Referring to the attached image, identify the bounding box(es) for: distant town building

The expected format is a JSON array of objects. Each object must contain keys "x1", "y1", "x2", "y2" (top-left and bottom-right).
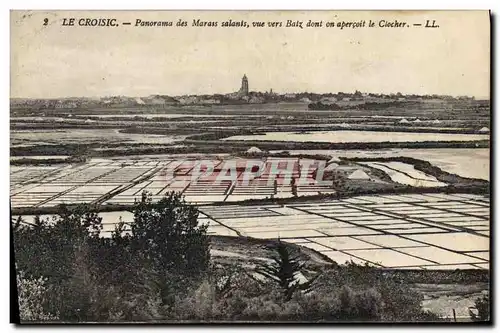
[
  {"x1": 320, "y1": 97, "x2": 337, "y2": 104},
  {"x1": 178, "y1": 96, "x2": 199, "y2": 104},
  {"x1": 248, "y1": 96, "x2": 264, "y2": 103},
  {"x1": 143, "y1": 95, "x2": 178, "y2": 105},
  {"x1": 55, "y1": 101, "x2": 78, "y2": 108},
  {"x1": 200, "y1": 98, "x2": 221, "y2": 104},
  {"x1": 247, "y1": 146, "x2": 262, "y2": 154}
]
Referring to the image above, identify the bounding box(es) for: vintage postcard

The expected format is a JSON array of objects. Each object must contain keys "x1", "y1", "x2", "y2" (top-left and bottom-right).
[{"x1": 10, "y1": 10, "x2": 490, "y2": 323}]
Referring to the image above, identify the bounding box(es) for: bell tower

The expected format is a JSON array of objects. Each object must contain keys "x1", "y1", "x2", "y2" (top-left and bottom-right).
[{"x1": 240, "y1": 74, "x2": 249, "y2": 96}]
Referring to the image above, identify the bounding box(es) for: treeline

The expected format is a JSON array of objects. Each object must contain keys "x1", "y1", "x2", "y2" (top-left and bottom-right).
[
  {"x1": 10, "y1": 156, "x2": 87, "y2": 166},
  {"x1": 10, "y1": 138, "x2": 490, "y2": 158},
  {"x1": 307, "y1": 102, "x2": 343, "y2": 110},
  {"x1": 239, "y1": 151, "x2": 333, "y2": 161},
  {"x1": 186, "y1": 138, "x2": 490, "y2": 151},
  {"x1": 308, "y1": 101, "x2": 416, "y2": 111},
  {"x1": 11, "y1": 144, "x2": 90, "y2": 157}
]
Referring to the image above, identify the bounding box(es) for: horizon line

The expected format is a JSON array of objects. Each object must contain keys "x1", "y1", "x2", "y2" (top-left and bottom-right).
[{"x1": 10, "y1": 91, "x2": 490, "y2": 100}]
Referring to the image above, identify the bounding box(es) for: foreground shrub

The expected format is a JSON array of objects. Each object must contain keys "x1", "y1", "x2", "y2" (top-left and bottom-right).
[
  {"x1": 470, "y1": 293, "x2": 490, "y2": 322},
  {"x1": 40, "y1": 243, "x2": 165, "y2": 322},
  {"x1": 13, "y1": 207, "x2": 102, "y2": 283},
  {"x1": 16, "y1": 270, "x2": 58, "y2": 322}
]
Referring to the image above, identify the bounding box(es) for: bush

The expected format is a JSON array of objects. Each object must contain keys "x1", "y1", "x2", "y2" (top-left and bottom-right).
[
  {"x1": 41, "y1": 242, "x2": 166, "y2": 322},
  {"x1": 470, "y1": 293, "x2": 490, "y2": 322},
  {"x1": 306, "y1": 265, "x2": 442, "y2": 322},
  {"x1": 13, "y1": 206, "x2": 103, "y2": 283},
  {"x1": 291, "y1": 290, "x2": 340, "y2": 321},
  {"x1": 213, "y1": 289, "x2": 251, "y2": 320},
  {"x1": 16, "y1": 270, "x2": 58, "y2": 322},
  {"x1": 240, "y1": 289, "x2": 286, "y2": 321},
  {"x1": 170, "y1": 280, "x2": 217, "y2": 321}
]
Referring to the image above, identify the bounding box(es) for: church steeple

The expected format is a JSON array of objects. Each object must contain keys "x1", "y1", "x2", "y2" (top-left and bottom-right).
[{"x1": 240, "y1": 74, "x2": 249, "y2": 96}]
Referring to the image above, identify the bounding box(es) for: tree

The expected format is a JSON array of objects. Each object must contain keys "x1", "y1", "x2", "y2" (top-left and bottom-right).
[
  {"x1": 13, "y1": 204, "x2": 103, "y2": 283},
  {"x1": 470, "y1": 293, "x2": 490, "y2": 322},
  {"x1": 129, "y1": 191, "x2": 211, "y2": 304},
  {"x1": 255, "y1": 239, "x2": 317, "y2": 301}
]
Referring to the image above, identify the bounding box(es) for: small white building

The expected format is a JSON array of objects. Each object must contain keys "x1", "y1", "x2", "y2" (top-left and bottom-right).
[
  {"x1": 247, "y1": 146, "x2": 262, "y2": 154},
  {"x1": 348, "y1": 169, "x2": 370, "y2": 180},
  {"x1": 328, "y1": 156, "x2": 341, "y2": 163},
  {"x1": 324, "y1": 163, "x2": 339, "y2": 171}
]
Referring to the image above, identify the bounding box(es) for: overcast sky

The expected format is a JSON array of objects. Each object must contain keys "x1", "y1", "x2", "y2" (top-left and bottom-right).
[{"x1": 11, "y1": 10, "x2": 490, "y2": 98}]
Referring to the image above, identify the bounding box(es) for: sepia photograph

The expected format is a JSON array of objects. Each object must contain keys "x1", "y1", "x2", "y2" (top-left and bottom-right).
[{"x1": 9, "y1": 9, "x2": 491, "y2": 323}]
